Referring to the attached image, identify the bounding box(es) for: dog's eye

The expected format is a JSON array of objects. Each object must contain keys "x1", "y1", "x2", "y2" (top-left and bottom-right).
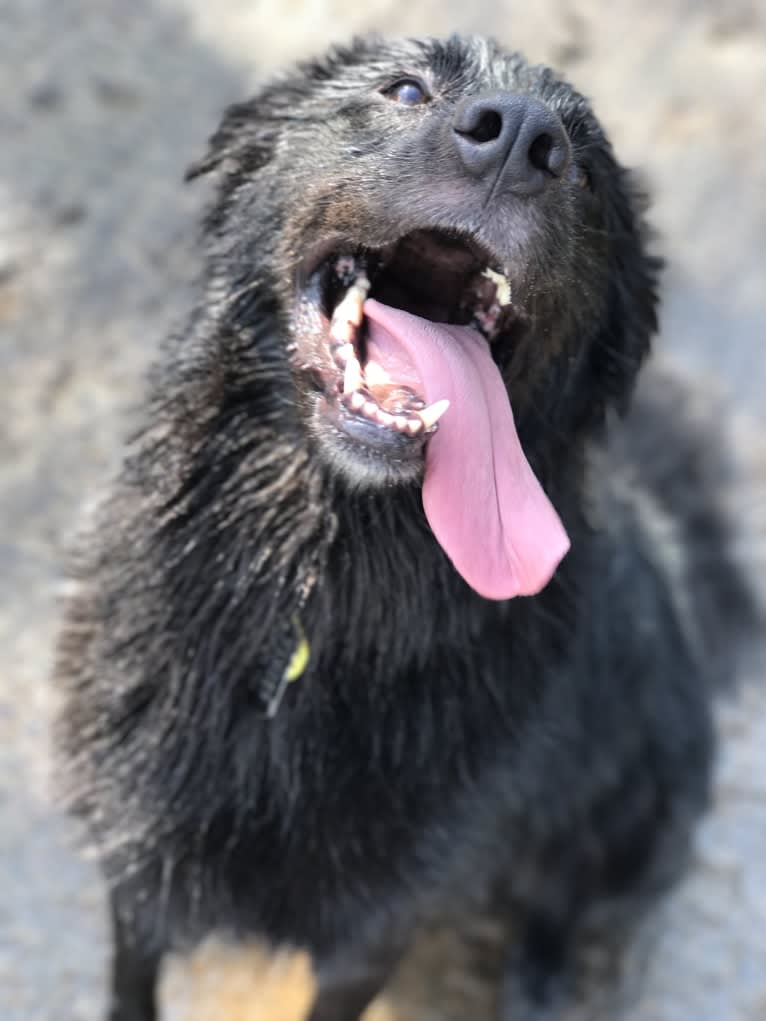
[{"x1": 382, "y1": 79, "x2": 430, "y2": 106}]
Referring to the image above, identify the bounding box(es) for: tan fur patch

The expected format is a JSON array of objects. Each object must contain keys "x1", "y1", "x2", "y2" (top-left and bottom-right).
[
  {"x1": 160, "y1": 940, "x2": 401, "y2": 1021},
  {"x1": 161, "y1": 942, "x2": 316, "y2": 1021},
  {"x1": 157, "y1": 917, "x2": 508, "y2": 1021}
]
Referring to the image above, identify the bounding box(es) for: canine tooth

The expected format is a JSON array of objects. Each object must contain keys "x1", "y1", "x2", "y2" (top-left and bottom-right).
[
  {"x1": 326, "y1": 316, "x2": 357, "y2": 345},
  {"x1": 363, "y1": 359, "x2": 391, "y2": 387},
  {"x1": 329, "y1": 319, "x2": 355, "y2": 344},
  {"x1": 353, "y1": 272, "x2": 371, "y2": 293},
  {"x1": 332, "y1": 275, "x2": 371, "y2": 329},
  {"x1": 334, "y1": 342, "x2": 354, "y2": 365},
  {"x1": 343, "y1": 355, "x2": 363, "y2": 394},
  {"x1": 348, "y1": 391, "x2": 366, "y2": 411},
  {"x1": 418, "y1": 398, "x2": 450, "y2": 431},
  {"x1": 482, "y1": 267, "x2": 512, "y2": 307}
]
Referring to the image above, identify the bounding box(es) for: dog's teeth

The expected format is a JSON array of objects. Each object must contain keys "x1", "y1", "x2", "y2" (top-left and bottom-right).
[
  {"x1": 417, "y1": 399, "x2": 450, "y2": 431},
  {"x1": 334, "y1": 343, "x2": 354, "y2": 366},
  {"x1": 332, "y1": 275, "x2": 370, "y2": 329},
  {"x1": 482, "y1": 267, "x2": 512, "y2": 307},
  {"x1": 329, "y1": 319, "x2": 356, "y2": 344},
  {"x1": 363, "y1": 400, "x2": 378, "y2": 418},
  {"x1": 333, "y1": 295, "x2": 363, "y2": 329},
  {"x1": 406, "y1": 417, "x2": 423, "y2": 435},
  {"x1": 352, "y1": 273, "x2": 371, "y2": 298},
  {"x1": 329, "y1": 275, "x2": 371, "y2": 346},
  {"x1": 375, "y1": 409, "x2": 396, "y2": 427},
  {"x1": 393, "y1": 415, "x2": 410, "y2": 433},
  {"x1": 343, "y1": 355, "x2": 363, "y2": 394},
  {"x1": 348, "y1": 391, "x2": 366, "y2": 411},
  {"x1": 363, "y1": 360, "x2": 390, "y2": 387}
]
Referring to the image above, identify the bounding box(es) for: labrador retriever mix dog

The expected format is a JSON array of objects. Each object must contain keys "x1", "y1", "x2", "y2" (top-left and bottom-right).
[{"x1": 56, "y1": 33, "x2": 756, "y2": 1021}]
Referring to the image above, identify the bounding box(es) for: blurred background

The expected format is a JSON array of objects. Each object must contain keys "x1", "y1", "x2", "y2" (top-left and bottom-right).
[{"x1": 1, "y1": 1, "x2": 764, "y2": 1019}]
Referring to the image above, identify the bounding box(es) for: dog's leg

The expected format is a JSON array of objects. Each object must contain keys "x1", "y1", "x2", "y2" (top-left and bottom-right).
[
  {"x1": 307, "y1": 931, "x2": 408, "y2": 1021},
  {"x1": 499, "y1": 767, "x2": 690, "y2": 1021},
  {"x1": 498, "y1": 907, "x2": 576, "y2": 1021},
  {"x1": 107, "y1": 890, "x2": 161, "y2": 1021},
  {"x1": 497, "y1": 838, "x2": 595, "y2": 1021}
]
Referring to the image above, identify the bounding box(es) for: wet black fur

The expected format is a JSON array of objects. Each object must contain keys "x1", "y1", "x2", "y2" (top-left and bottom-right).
[{"x1": 56, "y1": 35, "x2": 756, "y2": 1021}]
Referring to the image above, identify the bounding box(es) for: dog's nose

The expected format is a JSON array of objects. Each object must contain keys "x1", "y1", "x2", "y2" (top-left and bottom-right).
[{"x1": 452, "y1": 92, "x2": 571, "y2": 196}]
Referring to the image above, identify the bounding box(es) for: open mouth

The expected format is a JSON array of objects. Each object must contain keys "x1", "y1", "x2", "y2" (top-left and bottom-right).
[
  {"x1": 293, "y1": 227, "x2": 570, "y2": 601},
  {"x1": 299, "y1": 228, "x2": 516, "y2": 448}
]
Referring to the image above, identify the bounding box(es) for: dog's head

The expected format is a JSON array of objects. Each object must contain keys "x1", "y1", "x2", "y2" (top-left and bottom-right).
[{"x1": 188, "y1": 35, "x2": 660, "y2": 599}]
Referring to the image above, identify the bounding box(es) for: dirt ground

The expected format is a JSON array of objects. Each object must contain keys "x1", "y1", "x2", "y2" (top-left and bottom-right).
[{"x1": 1, "y1": 1, "x2": 764, "y2": 1019}]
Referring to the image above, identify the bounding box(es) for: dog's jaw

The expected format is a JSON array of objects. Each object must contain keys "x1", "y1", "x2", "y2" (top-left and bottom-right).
[
  {"x1": 292, "y1": 231, "x2": 518, "y2": 483},
  {"x1": 294, "y1": 249, "x2": 432, "y2": 484}
]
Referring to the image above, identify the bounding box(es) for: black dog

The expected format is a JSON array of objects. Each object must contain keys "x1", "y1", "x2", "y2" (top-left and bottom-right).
[{"x1": 56, "y1": 34, "x2": 755, "y2": 1021}]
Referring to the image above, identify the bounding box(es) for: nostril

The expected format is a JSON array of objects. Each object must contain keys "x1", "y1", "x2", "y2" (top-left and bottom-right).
[
  {"x1": 528, "y1": 131, "x2": 569, "y2": 178},
  {"x1": 463, "y1": 109, "x2": 503, "y2": 145},
  {"x1": 528, "y1": 133, "x2": 554, "y2": 173},
  {"x1": 452, "y1": 92, "x2": 571, "y2": 191}
]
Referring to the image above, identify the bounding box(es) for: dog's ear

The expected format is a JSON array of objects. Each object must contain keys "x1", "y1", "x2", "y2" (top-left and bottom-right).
[
  {"x1": 185, "y1": 94, "x2": 282, "y2": 181},
  {"x1": 185, "y1": 42, "x2": 373, "y2": 183},
  {"x1": 587, "y1": 160, "x2": 662, "y2": 418}
]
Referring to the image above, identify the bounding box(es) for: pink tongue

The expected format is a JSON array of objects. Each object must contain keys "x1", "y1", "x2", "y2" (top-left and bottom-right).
[{"x1": 364, "y1": 299, "x2": 570, "y2": 599}]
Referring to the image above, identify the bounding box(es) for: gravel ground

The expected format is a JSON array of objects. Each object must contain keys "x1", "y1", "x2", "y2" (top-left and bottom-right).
[{"x1": 1, "y1": 1, "x2": 764, "y2": 1019}]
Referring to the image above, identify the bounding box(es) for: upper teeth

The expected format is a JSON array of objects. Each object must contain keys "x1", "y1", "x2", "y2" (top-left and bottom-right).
[
  {"x1": 482, "y1": 267, "x2": 512, "y2": 307},
  {"x1": 331, "y1": 276, "x2": 370, "y2": 331},
  {"x1": 343, "y1": 354, "x2": 363, "y2": 394}
]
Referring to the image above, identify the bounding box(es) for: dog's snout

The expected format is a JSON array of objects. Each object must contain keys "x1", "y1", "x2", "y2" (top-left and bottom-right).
[{"x1": 452, "y1": 92, "x2": 571, "y2": 196}]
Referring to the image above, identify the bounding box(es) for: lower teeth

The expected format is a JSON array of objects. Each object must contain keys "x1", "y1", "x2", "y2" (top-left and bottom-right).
[{"x1": 330, "y1": 266, "x2": 450, "y2": 438}]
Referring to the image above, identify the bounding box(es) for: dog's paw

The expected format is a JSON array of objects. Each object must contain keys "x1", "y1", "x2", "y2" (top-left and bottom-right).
[
  {"x1": 498, "y1": 949, "x2": 571, "y2": 1021},
  {"x1": 499, "y1": 924, "x2": 630, "y2": 1021}
]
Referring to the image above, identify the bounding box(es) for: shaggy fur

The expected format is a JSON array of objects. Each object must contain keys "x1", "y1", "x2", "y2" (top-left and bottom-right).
[{"x1": 56, "y1": 35, "x2": 755, "y2": 1021}]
